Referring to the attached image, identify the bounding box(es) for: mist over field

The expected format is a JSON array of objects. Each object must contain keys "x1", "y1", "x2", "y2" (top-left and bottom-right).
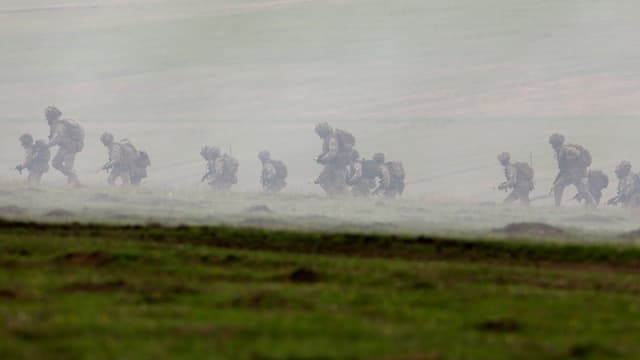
[{"x1": 1, "y1": 0, "x2": 640, "y2": 234}]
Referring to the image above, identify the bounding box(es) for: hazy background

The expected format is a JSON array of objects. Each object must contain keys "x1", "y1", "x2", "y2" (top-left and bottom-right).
[{"x1": 2, "y1": 0, "x2": 640, "y2": 202}]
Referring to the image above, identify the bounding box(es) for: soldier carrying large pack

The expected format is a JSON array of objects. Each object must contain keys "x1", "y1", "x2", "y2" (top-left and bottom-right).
[
  {"x1": 496, "y1": 152, "x2": 534, "y2": 205},
  {"x1": 314, "y1": 122, "x2": 357, "y2": 196},
  {"x1": 16, "y1": 133, "x2": 50, "y2": 184},
  {"x1": 258, "y1": 150, "x2": 287, "y2": 193},
  {"x1": 46, "y1": 106, "x2": 84, "y2": 186},
  {"x1": 370, "y1": 153, "x2": 406, "y2": 198},
  {"x1": 574, "y1": 169, "x2": 609, "y2": 206},
  {"x1": 549, "y1": 133, "x2": 596, "y2": 207},
  {"x1": 607, "y1": 161, "x2": 640, "y2": 208},
  {"x1": 201, "y1": 146, "x2": 238, "y2": 190},
  {"x1": 100, "y1": 133, "x2": 150, "y2": 186}
]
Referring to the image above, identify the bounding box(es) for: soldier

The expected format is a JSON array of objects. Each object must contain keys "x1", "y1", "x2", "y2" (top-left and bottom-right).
[
  {"x1": 45, "y1": 106, "x2": 84, "y2": 186},
  {"x1": 496, "y1": 152, "x2": 534, "y2": 205},
  {"x1": 15, "y1": 134, "x2": 50, "y2": 184},
  {"x1": 314, "y1": 122, "x2": 356, "y2": 196},
  {"x1": 575, "y1": 170, "x2": 609, "y2": 206},
  {"x1": 201, "y1": 146, "x2": 238, "y2": 190},
  {"x1": 549, "y1": 133, "x2": 595, "y2": 207},
  {"x1": 258, "y1": 150, "x2": 287, "y2": 193},
  {"x1": 100, "y1": 132, "x2": 131, "y2": 185},
  {"x1": 607, "y1": 161, "x2": 640, "y2": 208}
]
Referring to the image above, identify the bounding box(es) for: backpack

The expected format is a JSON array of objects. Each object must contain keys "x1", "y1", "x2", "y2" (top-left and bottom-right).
[
  {"x1": 223, "y1": 155, "x2": 239, "y2": 183},
  {"x1": 61, "y1": 119, "x2": 85, "y2": 151},
  {"x1": 137, "y1": 151, "x2": 151, "y2": 168},
  {"x1": 119, "y1": 140, "x2": 139, "y2": 164},
  {"x1": 271, "y1": 160, "x2": 288, "y2": 178},
  {"x1": 335, "y1": 129, "x2": 356, "y2": 150},
  {"x1": 362, "y1": 159, "x2": 381, "y2": 179},
  {"x1": 567, "y1": 144, "x2": 592, "y2": 168},
  {"x1": 386, "y1": 161, "x2": 405, "y2": 180},
  {"x1": 514, "y1": 162, "x2": 534, "y2": 181}
]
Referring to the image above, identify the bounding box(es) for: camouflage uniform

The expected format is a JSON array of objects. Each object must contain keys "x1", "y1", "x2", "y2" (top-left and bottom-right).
[
  {"x1": 314, "y1": 122, "x2": 354, "y2": 196},
  {"x1": 201, "y1": 146, "x2": 238, "y2": 190},
  {"x1": 258, "y1": 151, "x2": 287, "y2": 193},
  {"x1": 496, "y1": 152, "x2": 534, "y2": 206},
  {"x1": 575, "y1": 170, "x2": 609, "y2": 206},
  {"x1": 549, "y1": 133, "x2": 595, "y2": 207},
  {"x1": 46, "y1": 106, "x2": 83, "y2": 186},
  {"x1": 346, "y1": 158, "x2": 379, "y2": 197},
  {"x1": 608, "y1": 161, "x2": 640, "y2": 208},
  {"x1": 100, "y1": 133, "x2": 131, "y2": 185},
  {"x1": 16, "y1": 134, "x2": 50, "y2": 184}
]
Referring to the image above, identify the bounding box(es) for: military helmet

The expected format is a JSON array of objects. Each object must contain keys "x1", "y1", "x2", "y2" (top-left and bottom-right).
[
  {"x1": 497, "y1": 152, "x2": 511, "y2": 164},
  {"x1": 314, "y1": 122, "x2": 332, "y2": 137},
  {"x1": 372, "y1": 152, "x2": 385, "y2": 164},
  {"x1": 201, "y1": 146, "x2": 220, "y2": 159},
  {"x1": 615, "y1": 161, "x2": 632, "y2": 176},
  {"x1": 19, "y1": 133, "x2": 34, "y2": 146},
  {"x1": 258, "y1": 150, "x2": 271, "y2": 162},
  {"x1": 100, "y1": 132, "x2": 114, "y2": 145},
  {"x1": 548, "y1": 133, "x2": 565, "y2": 146},
  {"x1": 45, "y1": 106, "x2": 62, "y2": 120}
]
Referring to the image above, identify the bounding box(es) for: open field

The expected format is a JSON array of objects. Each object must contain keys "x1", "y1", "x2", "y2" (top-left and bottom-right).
[{"x1": 2, "y1": 220, "x2": 640, "y2": 359}]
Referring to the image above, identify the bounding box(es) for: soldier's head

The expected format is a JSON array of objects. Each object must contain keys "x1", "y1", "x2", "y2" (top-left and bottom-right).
[
  {"x1": 45, "y1": 106, "x2": 62, "y2": 124},
  {"x1": 314, "y1": 122, "x2": 333, "y2": 138},
  {"x1": 615, "y1": 161, "x2": 632, "y2": 179},
  {"x1": 19, "y1": 133, "x2": 34, "y2": 148},
  {"x1": 100, "y1": 132, "x2": 114, "y2": 146},
  {"x1": 497, "y1": 152, "x2": 511, "y2": 166},
  {"x1": 258, "y1": 150, "x2": 271, "y2": 163},
  {"x1": 548, "y1": 133, "x2": 565, "y2": 151},
  {"x1": 372, "y1": 152, "x2": 385, "y2": 164},
  {"x1": 201, "y1": 146, "x2": 220, "y2": 160}
]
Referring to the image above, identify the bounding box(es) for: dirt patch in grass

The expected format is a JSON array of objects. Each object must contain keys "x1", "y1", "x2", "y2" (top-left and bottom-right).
[
  {"x1": 567, "y1": 342, "x2": 619, "y2": 358},
  {"x1": 0, "y1": 289, "x2": 30, "y2": 300},
  {"x1": 0, "y1": 205, "x2": 27, "y2": 217},
  {"x1": 55, "y1": 251, "x2": 114, "y2": 266},
  {"x1": 493, "y1": 222, "x2": 566, "y2": 239},
  {"x1": 474, "y1": 318, "x2": 523, "y2": 333},
  {"x1": 288, "y1": 267, "x2": 321, "y2": 283},
  {"x1": 245, "y1": 205, "x2": 275, "y2": 214},
  {"x1": 230, "y1": 290, "x2": 308, "y2": 310},
  {"x1": 45, "y1": 209, "x2": 76, "y2": 218},
  {"x1": 60, "y1": 280, "x2": 128, "y2": 293}
]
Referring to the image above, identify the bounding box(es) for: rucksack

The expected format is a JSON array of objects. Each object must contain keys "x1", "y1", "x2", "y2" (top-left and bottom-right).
[
  {"x1": 61, "y1": 119, "x2": 85, "y2": 151},
  {"x1": 567, "y1": 144, "x2": 592, "y2": 168},
  {"x1": 514, "y1": 162, "x2": 534, "y2": 181},
  {"x1": 335, "y1": 129, "x2": 356, "y2": 150},
  {"x1": 119, "y1": 140, "x2": 139, "y2": 164},
  {"x1": 271, "y1": 160, "x2": 288, "y2": 178},
  {"x1": 224, "y1": 154, "x2": 240, "y2": 177},
  {"x1": 62, "y1": 119, "x2": 85, "y2": 142},
  {"x1": 137, "y1": 151, "x2": 151, "y2": 168},
  {"x1": 386, "y1": 161, "x2": 405, "y2": 180}
]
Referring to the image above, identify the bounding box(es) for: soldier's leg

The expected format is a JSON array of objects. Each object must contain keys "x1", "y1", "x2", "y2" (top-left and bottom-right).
[
  {"x1": 60, "y1": 150, "x2": 80, "y2": 185},
  {"x1": 107, "y1": 169, "x2": 119, "y2": 185},
  {"x1": 27, "y1": 171, "x2": 42, "y2": 185},
  {"x1": 503, "y1": 190, "x2": 519, "y2": 204},
  {"x1": 518, "y1": 189, "x2": 531, "y2": 206},
  {"x1": 553, "y1": 176, "x2": 569, "y2": 206},
  {"x1": 574, "y1": 179, "x2": 595, "y2": 207},
  {"x1": 51, "y1": 148, "x2": 65, "y2": 173}
]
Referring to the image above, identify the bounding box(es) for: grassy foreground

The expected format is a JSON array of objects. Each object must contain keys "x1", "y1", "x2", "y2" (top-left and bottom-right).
[{"x1": 1, "y1": 221, "x2": 640, "y2": 360}]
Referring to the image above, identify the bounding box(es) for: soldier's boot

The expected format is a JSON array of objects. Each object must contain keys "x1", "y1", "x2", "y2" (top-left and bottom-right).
[{"x1": 503, "y1": 190, "x2": 519, "y2": 204}]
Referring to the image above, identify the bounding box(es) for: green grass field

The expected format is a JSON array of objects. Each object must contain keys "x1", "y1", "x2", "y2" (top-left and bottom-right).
[{"x1": 2, "y1": 220, "x2": 640, "y2": 359}]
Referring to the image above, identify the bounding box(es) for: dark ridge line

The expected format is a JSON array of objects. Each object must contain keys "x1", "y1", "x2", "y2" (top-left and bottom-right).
[{"x1": 2, "y1": 219, "x2": 640, "y2": 269}]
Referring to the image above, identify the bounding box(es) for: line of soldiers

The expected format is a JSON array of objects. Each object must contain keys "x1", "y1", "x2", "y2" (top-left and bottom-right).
[
  {"x1": 314, "y1": 122, "x2": 406, "y2": 198},
  {"x1": 497, "y1": 133, "x2": 639, "y2": 208}
]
